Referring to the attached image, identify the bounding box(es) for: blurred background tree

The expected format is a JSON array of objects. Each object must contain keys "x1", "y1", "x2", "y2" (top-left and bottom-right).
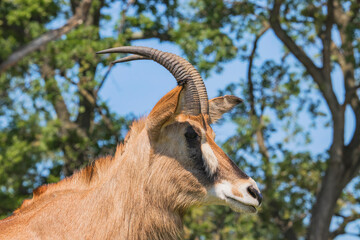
[{"x1": 0, "y1": 0, "x2": 359, "y2": 239}]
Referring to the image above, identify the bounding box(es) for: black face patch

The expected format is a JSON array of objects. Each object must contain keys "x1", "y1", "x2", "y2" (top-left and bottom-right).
[
  {"x1": 184, "y1": 125, "x2": 204, "y2": 168},
  {"x1": 181, "y1": 123, "x2": 218, "y2": 182},
  {"x1": 185, "y1": 125, "x2": 200, "y2": 142}
]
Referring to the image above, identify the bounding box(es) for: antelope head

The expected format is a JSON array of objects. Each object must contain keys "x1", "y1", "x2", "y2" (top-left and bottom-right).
[{"x1": 97, "y1": 46, "x2": 262, "y2": 214}]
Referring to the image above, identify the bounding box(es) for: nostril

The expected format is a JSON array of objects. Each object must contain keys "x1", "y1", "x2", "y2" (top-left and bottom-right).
[
  {"x1": 247, "y1": 186, "x2": 263, "y2": 205},
  {"x1": 247, "y1": 186, "x2": 257, "y2": 199}
]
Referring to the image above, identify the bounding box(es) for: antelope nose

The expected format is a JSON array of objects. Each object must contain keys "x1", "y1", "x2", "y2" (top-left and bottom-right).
[{"x1": 247, "y1": 186, "x2": 262, "y2": 205}]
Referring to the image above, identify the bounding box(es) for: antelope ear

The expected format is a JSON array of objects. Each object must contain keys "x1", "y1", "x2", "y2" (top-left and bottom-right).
[
  {"x1": 146, "y1": 86, "x2": 183, "y2": 141},
  {"x1": 209, "y1": 95, "x2": 243, "y2": 124}
]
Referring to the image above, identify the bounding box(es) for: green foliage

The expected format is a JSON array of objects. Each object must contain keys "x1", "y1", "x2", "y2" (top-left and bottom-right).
[
  {"x1": 0, "y1": 0, "x2": 60, "y2": 72},
  {"x1": 0, "y1": 0, "x2": 131, "y2": 219}
]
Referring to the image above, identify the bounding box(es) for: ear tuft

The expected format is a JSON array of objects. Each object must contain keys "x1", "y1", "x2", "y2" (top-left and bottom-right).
[{"x1": 209, "y1": 95, "x2": 243, "y2": 123}]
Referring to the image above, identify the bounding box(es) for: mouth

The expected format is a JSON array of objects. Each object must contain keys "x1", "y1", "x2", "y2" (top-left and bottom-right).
[{"x1": 225, "y1": 196, "x2": 257, "y2": 213}]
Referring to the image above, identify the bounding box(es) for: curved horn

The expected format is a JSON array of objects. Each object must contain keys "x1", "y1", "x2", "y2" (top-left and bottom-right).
[
  {"x1": 111, "y1": 54, "x2": 149, "y2": 64},
  {"x1": 97, "y1": 46, "x2": 209, "y2": 115}
]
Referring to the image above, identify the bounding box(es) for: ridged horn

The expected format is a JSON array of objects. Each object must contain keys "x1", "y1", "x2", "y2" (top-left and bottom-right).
[{"x1": 97, "y1": 46, "x2": 209, "y2": 115}]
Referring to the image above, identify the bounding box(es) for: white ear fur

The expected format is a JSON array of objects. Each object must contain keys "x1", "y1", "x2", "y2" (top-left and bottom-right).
[{"x1": 209, "y1": 95, "x2": 243, "y2": 124}]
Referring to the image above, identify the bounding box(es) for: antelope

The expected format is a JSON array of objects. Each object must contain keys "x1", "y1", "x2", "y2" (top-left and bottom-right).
[{"x1": 0, "y1": 46, "x2": 262, "y2": 239}]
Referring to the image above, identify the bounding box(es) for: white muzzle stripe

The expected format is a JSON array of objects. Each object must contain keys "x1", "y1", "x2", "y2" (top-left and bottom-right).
[{"x1": 201, "y1": 142, "x2": 218, "y2": 176}]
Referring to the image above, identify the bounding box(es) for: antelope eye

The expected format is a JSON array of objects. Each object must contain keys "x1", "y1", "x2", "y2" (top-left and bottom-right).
[{"x1": 185, "y1": 126, "x2": 198, "y2": 139}]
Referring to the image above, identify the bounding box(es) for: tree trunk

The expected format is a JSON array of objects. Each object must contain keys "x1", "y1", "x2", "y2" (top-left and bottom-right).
[
  {"x1": 306, "y1": 105, "x2": 346, "y2": 240},
  {"x1": 306, "y1": 161, "x2": 345, "y2": 240}
]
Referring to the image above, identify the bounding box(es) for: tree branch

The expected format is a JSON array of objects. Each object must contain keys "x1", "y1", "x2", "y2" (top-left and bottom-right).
[
  {"x1": 0, "y1": 0, "x2": 92, "y2": 74},
  {"x1": 269, "y1": 0, "x2": 340, "y2": 119},
  {"x1": 247, "y1": 24, "x2": 270, "y2": 117},
  {"x1": 247, "y1": 24, "x2": 272, "y2": 161},
  {"x1": 332, "y1": 1, "x2": 360, "y2": 169},
  {"x1": 78, "y1": 80, "x2": 115, "y2": 133},
  {"x1": 269, "y1": 0, "x2": 321, "y2": 82},
  {"x1": 41, "y1": 63, "x2": 71, "y2": 123},
  {"x1": 246, "y1": 19, "x2": 300, "y2": 240},
  {"x1": 333, "y1": 0, "x2": 350, "y2": 27},
  {"x1": 118, "y1": 0, "x2": 135, "y2": 33},
  {"x1": 269, "y1": 2, "x2": 348, "y2": 240},
  {"x1": 95, "y1": 63, "x2": 115, "y2": 94},
  {"x1": 322, "y1": 0, "x2": 334, "y2": 82},
  {"x1": 96, "y1": 106, "x2": 115, "y2": 133},
  {"x1": 329, "y1": 212, "x2": 360, "y2": 239},
  {"x1": 246, "y1": 27, "x2": 272, "y2": 178}
]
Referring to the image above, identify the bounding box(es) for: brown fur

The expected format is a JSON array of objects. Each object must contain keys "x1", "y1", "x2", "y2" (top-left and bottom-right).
[
  {"x1": 232, "y1": 187, "x2": 244, "y2": 198},
  {"x1": 0, "y1": 86, "x2": 251, "y2": 240}
]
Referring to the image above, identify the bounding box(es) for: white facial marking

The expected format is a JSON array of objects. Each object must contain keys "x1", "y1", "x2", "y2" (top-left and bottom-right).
[
  {"x1": 201, "y1": 142, "x2": 218, "y2": 176},
  {"x1": 205, "y1": 180, "x2": 260, "y2": 213}
]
